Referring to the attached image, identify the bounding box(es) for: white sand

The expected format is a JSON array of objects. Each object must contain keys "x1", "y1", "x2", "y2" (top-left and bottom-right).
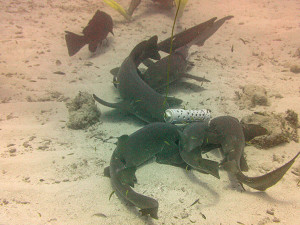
[{"x1": 0, "y1": 0, "x2": 300, "y2": 224}]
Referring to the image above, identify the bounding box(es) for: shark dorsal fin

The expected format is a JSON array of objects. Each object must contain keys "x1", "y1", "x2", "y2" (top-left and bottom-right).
[{"x1": 117, "y1": 135, "x2": 129, "y2": 147}]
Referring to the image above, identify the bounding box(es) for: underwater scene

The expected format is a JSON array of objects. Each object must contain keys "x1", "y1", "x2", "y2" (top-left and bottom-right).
[{"x1": 0, "y1": 0, "x2": 300, "y2": 224}]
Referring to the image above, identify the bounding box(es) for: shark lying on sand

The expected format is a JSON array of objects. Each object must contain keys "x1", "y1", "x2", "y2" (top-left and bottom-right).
[
  {"x1": 104, "y1": 122, "x2": 188, "y2": 219},
  {"x1": 180, "y1": 116, "x2": 299, "y2": 191},
  {"x1": 93, "y1": 36, "x2": 182, "y2": 123},
  {"x1": 110, "y1": 16, "x2": 233, "y2": 91}
]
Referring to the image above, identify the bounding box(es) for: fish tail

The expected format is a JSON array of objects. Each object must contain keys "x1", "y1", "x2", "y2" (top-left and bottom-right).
[
  {"x1": 228, "y1": 152, "x2": 300, "y2": 191},
  {"x1": 110, "y1": 154, "x2": 159, "y2": 219},
  {"x1": 65, "y1": 31, "x2": 87, "y2": 56}
]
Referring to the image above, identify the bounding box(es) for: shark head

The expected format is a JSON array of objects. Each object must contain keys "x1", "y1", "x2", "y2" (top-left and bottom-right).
[{"x1": 179, "y1": 121, "x2": 209, "y2": 152}]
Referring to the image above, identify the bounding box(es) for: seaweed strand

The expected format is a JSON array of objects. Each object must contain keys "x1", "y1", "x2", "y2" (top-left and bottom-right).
[{"x1": 163, "y1": 0, "x2": 181, "y2": 105}]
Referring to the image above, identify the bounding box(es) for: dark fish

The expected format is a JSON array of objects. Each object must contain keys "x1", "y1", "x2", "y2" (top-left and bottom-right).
[
  {"x1": 104, "y1": 122, "x2": 188, "y2": 219},
  {"x1": 206, "y1": 116, "x2": 300, "y2": 191},
  {"x1": 110, "y1": 16, "x2": 233, "y2": 91},
  {"x1": 93, "y1": 36, "x2": 182, "y2": 123},
  {"x1": 65, "y1": 10, "x2": 113, "y2": 56}
]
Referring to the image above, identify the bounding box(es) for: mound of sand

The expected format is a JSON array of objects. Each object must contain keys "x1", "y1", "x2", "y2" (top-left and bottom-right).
[
  {"x1": 241, "y1": 110, "x2": 299, "y2": 148},
  {"x1": 66, "y1": 92, "x2": 101, "y2": 129}
]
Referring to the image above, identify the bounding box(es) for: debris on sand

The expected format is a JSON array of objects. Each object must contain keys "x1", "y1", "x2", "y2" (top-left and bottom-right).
[
  {"x1": 235, "y1": 85, "x2": 270, "y2": 109},
  {"x1": 66, "y1": 92, "x2": 101, "y2": 129},
  {"x1": 290, "y1": 64, "x2": 300, "y2": 74}
]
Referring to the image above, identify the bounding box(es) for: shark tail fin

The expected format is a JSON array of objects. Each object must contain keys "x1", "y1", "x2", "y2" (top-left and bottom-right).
[
  {"x1": 65, "y1": 31, "x2": 87, "y2": 56},
  {"x1": 228, "y1": 152, "x2": 300, "y2": 191}
]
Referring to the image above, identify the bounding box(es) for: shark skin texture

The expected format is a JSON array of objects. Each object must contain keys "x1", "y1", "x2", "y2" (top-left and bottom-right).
[
  {"x1": 179, "y1": 116, "x2": 299, "y2": 191},
  {"x1": 104, "y1": 122, "x2": 188, "y2": 219}
]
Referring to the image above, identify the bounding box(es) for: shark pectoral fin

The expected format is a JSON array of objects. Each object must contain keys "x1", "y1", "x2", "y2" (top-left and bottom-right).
[
  {"x1": 104, "y1": 166, "x2": 111, "y2": 178},
  {"x1": 180, "y1": 149, "x2": 220, "y2": 178},
  {"x1": 166, "y1": 96, "x2": 183, "y2": 107},
  {"x1": 140, "y1": 207, "x2": 158, "y2": 219},
  {"x1": 156, "y1": 142, "x2": 185, "y2": 167},
  {"x1": 198, "y1": 158, "x2": 220, "y2": 179},
  {"x1": 118, "y1": 167, "x2": 137, "y2": 188},
  {"x1": 183, "y1": 73, "x2": 211, "y2": 82},
  {"x1": 142, "y1": 58, "x2": 155, "y2": 68},
  {"x1": 110, "y1": 67, "x2": 120, "y2": 76},
  {"x1": 235, "y1": 152, "x2": 300, "y2": 191}
]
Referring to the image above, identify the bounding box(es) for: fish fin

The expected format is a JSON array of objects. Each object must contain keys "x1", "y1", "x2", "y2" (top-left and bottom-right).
[
  {"x1": 110, "y1": 67, "x2": 120, "y2": 76},
  {"x1": 93, "y1": 94, "x2": 127, "y2": 110},
  {"x1": 166, "y1": 96, "x2": 183, "y2": 107},
  {"x1": 180, "y1": 149, "x2": 220, "y2": 179},
  {"x1": 104, "y1": 166, "x2": 110, "y2": 178},
  {"x1": 157, "y1": 17, "x2": 217, "y2": 53},
  {"x1": 139, "y1": 207, "x2": 158, "y2": 219},
  {"x1": 117, "y1": 135, "x2": 129, "y2": 146},
  {"x1": 65, "y1": 31, "x2": 87, "y2": 56},
  {"x1": 103, "y1": 0, "x2": 131, "y2": 21},
  {"x1": 194, "y1": 15, "x2": 234, "y2": 47},
  {"x1": 145, "y1": 36, "x2": 161, "y2": 60},
  {"x1": 142, "y1": 58, "x2": 155, "y2": 68},
  {"x1": 240, "y1": 154, "x2": 249, "y2": 172},
  {"x1": 199, "y1": 159, "x2": 220, "y2": 179},
  {"x1": 183, "y1": 73, "x2": 211, "y2": 82},
  {"x1": 236, "y1": 152, "x2": 300, "y2": 191},
  {"x1": 88, "y1": 40, "x2": 100, "y2": 52},
  {"x1": 118, "y1": 167, "x2": 137, "y2": 188}
]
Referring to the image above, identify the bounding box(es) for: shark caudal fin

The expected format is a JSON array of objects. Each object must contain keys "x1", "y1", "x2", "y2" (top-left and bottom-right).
[
  {"x1": 224, "y1": 152, "x2": 300, "y2": 191},
  {"x1": 65, "y1": 31, "x2": 87, "y2": 56}
]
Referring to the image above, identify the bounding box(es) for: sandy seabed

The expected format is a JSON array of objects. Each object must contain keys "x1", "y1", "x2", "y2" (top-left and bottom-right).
[{"x1": 0, "y1": 0, "x2": 300, "y2": 224}]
